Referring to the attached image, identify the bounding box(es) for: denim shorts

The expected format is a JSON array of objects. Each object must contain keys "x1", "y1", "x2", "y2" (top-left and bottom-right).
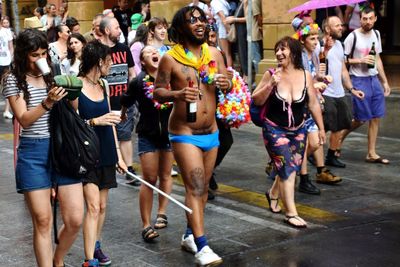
[
  {"x1": 304, "y1": 117, "x2": 319, "y2": 133},
  {"x1": 351, "y1": 75, "x2": 385, "y2": 121},
  {"x1": 16, "y1": 138, "x2": 82, "y2": 193},
  {"x1": 138, "y1": 135, "x2": 172, "y2": 156},
  {"x1": 115, "y1": 105, "x2": 137, "y2": 141},
  {"x1": 15, "y1": 138, "x2": 52, "y2": 193}
]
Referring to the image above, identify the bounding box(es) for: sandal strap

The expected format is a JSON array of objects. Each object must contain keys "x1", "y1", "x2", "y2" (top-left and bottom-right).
[
  {"x1": 268, "y1": 190, "x2": 279, "y2": 201},
  {"x1": 156, "y1": 214, "x2": 168, "y2": 221},
  {"x1": 142, "y1": 226, "x2": 155, "y2": 238}
]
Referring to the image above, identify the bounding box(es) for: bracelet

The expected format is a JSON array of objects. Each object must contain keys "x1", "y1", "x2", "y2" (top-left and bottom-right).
[
  {"x1": 349, "y1": 87, "x2": 355, "y2": 92},
  {"x1": 41, "y1": 100, "x2": 51, "y2": 111},
  {"x1": 89, "y1": 118, "x2": 96, "y2": 127}
]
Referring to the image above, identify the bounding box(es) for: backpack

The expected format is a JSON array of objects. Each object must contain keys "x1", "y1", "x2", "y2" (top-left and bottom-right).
[
  {"x1": 347, "y1": 29, "x2": 379, "y2": 59},
  {"x1": 50, "y1": 99, "x2": 100, "y2": 178}
]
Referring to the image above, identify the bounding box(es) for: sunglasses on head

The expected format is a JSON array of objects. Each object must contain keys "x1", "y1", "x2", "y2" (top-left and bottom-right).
[{"x1": 186, "y1": 15, "x2": 207, "y2": 24}]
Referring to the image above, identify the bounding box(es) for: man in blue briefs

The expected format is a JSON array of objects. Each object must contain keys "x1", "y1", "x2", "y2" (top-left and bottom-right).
[{"x1": 154, "y1": 6, "x2": 231, "y2": 267}]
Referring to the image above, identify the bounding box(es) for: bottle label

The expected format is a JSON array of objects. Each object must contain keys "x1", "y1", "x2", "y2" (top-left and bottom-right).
[{"x1": 189, "y1": 102, "x2": 197, "y2": 113}]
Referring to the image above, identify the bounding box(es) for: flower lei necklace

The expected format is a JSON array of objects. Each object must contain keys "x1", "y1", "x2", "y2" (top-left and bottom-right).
[
  {"x1": 143, "y1": 75, "x2": 172, "y2": 110},
  {"x1": 184, "y1": 48, "x2": 217, "y2": 85}
]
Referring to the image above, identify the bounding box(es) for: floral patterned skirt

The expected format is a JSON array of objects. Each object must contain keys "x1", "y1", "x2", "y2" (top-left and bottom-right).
[{"x1": 262, "y1": 119, "x2": 307, "y2": 180}]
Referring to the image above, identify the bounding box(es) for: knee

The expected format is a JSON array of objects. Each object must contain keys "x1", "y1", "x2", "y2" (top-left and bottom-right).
[
  {"x1": 189, "y1": 183, "x2": 207, "y2": 197},
  {"x1": 308, "y1": 139, "x2": 320, "y2": 153},
  {"x1": 86, "y1": 202, "x2": 100, "y2": 218},
  {"x1": 99, "y1": 202, "x2": 107, "y2": 215},
  {"x1": 65, "y1": 214, "x2": 83, "y2": 232},
  {"x1": 33, "y1": 213, "x2": 52, "y2": 232},
  {"x1": 144, "y1": 176, "x2": 158, "y2": 186}
]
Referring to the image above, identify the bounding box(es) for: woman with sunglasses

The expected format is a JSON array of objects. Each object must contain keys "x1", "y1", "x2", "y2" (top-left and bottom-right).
[
  {"x1": 49, "y1": 24, "x2": 71, "y2": 74},
  {"x1": 61, "y1": 33, "x2": 87, "y2": 76}
]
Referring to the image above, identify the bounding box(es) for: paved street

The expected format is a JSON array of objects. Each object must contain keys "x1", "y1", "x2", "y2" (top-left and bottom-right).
[{"x1": 0, "y1": 95, "x2": 400, "y2": 266}]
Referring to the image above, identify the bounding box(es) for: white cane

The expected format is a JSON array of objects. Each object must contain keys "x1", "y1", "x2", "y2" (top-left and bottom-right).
[{"x1": 125, "y1": 170, "x2": 193, "y2": 214}]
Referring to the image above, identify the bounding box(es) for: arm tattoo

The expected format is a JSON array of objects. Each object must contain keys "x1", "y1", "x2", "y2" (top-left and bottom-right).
[{"x1": 156, "y1": 70, "x2": 171, "y2": 88}]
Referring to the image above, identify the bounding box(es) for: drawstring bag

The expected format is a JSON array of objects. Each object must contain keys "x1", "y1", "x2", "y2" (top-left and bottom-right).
[{"x1": 53, "y1": 75, "x2": 83, "y2": 100}]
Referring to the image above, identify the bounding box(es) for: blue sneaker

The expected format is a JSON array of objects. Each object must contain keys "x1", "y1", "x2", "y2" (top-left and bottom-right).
[
  {"x1": 94, "y1": 241, "x2": 111, "y2": 266},
  {"x1": 82, "y1": 259, "x2": 99, "y2": 267}
]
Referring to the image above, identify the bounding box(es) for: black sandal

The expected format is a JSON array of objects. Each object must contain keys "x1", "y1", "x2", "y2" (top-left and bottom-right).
[
  {"x1": 284, "y1": 215, "x2": 307, "y2": 229},
  {"x1": 154, "y1": 214, "x2": 168, "y2": 229},
  {"x1": 265, "y1": 190, "x2": 282, "y2": 213},
  {"x1": 142, "y1": 226, "x2": 159, "y2": 242}
]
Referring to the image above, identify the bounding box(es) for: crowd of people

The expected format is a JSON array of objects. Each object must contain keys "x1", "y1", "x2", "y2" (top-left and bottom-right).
[{"x1": 0, "y1": 0, "x2": 392, "y2": 266}]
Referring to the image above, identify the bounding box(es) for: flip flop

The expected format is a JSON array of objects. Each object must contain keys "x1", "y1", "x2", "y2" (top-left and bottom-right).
[
  {"x1": 365, "y1": 157, "x2": 390, "y2": 164},
  {"x1": 265, "y1": 190, "x2": 282, "y2": 214},
  {"x1": 284, "y1": 215, "x2": 307, "y2": 229}
]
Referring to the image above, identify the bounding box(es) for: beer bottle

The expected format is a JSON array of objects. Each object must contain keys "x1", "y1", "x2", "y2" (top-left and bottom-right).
[
  {"x1": 319, "y1": 42, "x2": 329, "y2": 75},
  {"x1": 186, "y1": 80, "x2": 197, "y2": 122},
  {"x1": 368, "y1": 42, "x2": 376, "y2": 69}
]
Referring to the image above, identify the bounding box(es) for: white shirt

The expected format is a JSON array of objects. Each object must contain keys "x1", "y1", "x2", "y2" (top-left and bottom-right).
[
  {"x1": 189, "y1": 2, "x2": 209, "y2": 15},
  {"x1": 344, "y1": 28, "x2": 382, "y2": 77},
  {"x1": 323, "y1": 40, "x2": 346, "y2": 98},
  {"x1": 0, "y1": 28, "x2": 12, "y2": 66}
]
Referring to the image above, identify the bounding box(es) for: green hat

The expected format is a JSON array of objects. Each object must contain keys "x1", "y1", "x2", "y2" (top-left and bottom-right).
[{"x1": 131, "y1": 13, "x2": 143, "y2": 30}]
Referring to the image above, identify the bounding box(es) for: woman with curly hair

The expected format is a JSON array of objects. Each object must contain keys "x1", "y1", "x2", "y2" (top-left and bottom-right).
[{"x1": 2, "y1": 28, "x2": 84, "y2": 267}]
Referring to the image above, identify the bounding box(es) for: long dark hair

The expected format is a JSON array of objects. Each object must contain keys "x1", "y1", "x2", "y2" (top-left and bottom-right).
[
  {"x1": 8, "y1": 29, "x2": 54, "y2": 105},
  {"x1": 78, "y1": 40, "x2": 111, "y2": 77},
  {"x1": 168, "y1": 6, "x2": 206, "y2": 44},
  {"x1": 274, "y1": 36, "x2": 304, "y2": 70},
  {"x1": 130, "y1": 24, "x2": 149, "y2": 47},
  {"x1": 66, "y1": 33, "x2": 87, "y2": 65}
]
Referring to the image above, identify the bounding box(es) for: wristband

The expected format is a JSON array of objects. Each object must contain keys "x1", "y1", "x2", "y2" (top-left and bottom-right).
[
  {"x1": 41, "y1": 100, "x2": 51, "y2": 111},
  {"x1": 349, "y1": 87, "x2": 355, "y2": 93},
  {"x1": 89, "y1": 118, "x2": 96, "y2": 127}
]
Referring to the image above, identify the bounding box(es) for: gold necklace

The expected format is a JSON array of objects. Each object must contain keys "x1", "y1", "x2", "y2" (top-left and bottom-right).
[{"x1": 85, "y1": 76, "x2": 99, "y2": 86}]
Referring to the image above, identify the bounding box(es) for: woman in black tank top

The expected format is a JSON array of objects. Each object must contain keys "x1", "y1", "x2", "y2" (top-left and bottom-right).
[{"x1": 252, "y1": 37, "x2": 326, "y2": 229}]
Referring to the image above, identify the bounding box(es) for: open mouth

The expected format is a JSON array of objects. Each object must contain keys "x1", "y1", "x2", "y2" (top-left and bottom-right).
[
  {"x1": 152, "y1": 56, "x2": 159, "y2": 63},
  {"x1": 195, "y1": 27, "x2": 204, "y2": 35}
]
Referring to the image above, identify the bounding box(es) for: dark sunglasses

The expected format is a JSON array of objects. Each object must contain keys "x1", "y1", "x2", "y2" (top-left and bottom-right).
[{"x1": 186, "y1": 15, "x2": 207, "y2": 24}]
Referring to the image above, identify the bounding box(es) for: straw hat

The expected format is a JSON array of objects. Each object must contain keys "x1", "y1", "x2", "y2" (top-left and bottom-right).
[{"x1": 23, "y1": 16, "x2": 46, "y2": 31}]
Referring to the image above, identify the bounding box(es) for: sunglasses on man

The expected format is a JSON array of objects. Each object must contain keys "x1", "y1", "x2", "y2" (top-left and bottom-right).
[{"x1": 186, "y1": 15, "x2": 207, "y2": 24}]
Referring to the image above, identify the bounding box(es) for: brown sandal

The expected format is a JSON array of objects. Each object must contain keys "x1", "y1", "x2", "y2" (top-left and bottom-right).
[
  {"x1": 142, "y1": 226, "x2": 159, "y2": 242},
  {"x1": 154, "y1": 214, "x2": 168, "y2": 229}
]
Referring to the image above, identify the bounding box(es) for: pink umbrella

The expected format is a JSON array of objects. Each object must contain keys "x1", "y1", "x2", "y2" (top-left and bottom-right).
[{"x1": 289, "y1": 0, "x2": 366, "y2": 13}]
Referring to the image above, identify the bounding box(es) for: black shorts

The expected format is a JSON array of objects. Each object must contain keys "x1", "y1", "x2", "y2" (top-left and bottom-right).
[
  {"x1": 323, "y1": 95, "x2": 352, "y2": 132},
  {"x1": 82, "y1": 165, "x2": 117, "y2": 190}
]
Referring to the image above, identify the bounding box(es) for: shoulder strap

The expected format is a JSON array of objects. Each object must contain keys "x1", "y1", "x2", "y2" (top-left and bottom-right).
[{"x1": 349, "y1": 31, "x2": 357, "y2": 59}]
